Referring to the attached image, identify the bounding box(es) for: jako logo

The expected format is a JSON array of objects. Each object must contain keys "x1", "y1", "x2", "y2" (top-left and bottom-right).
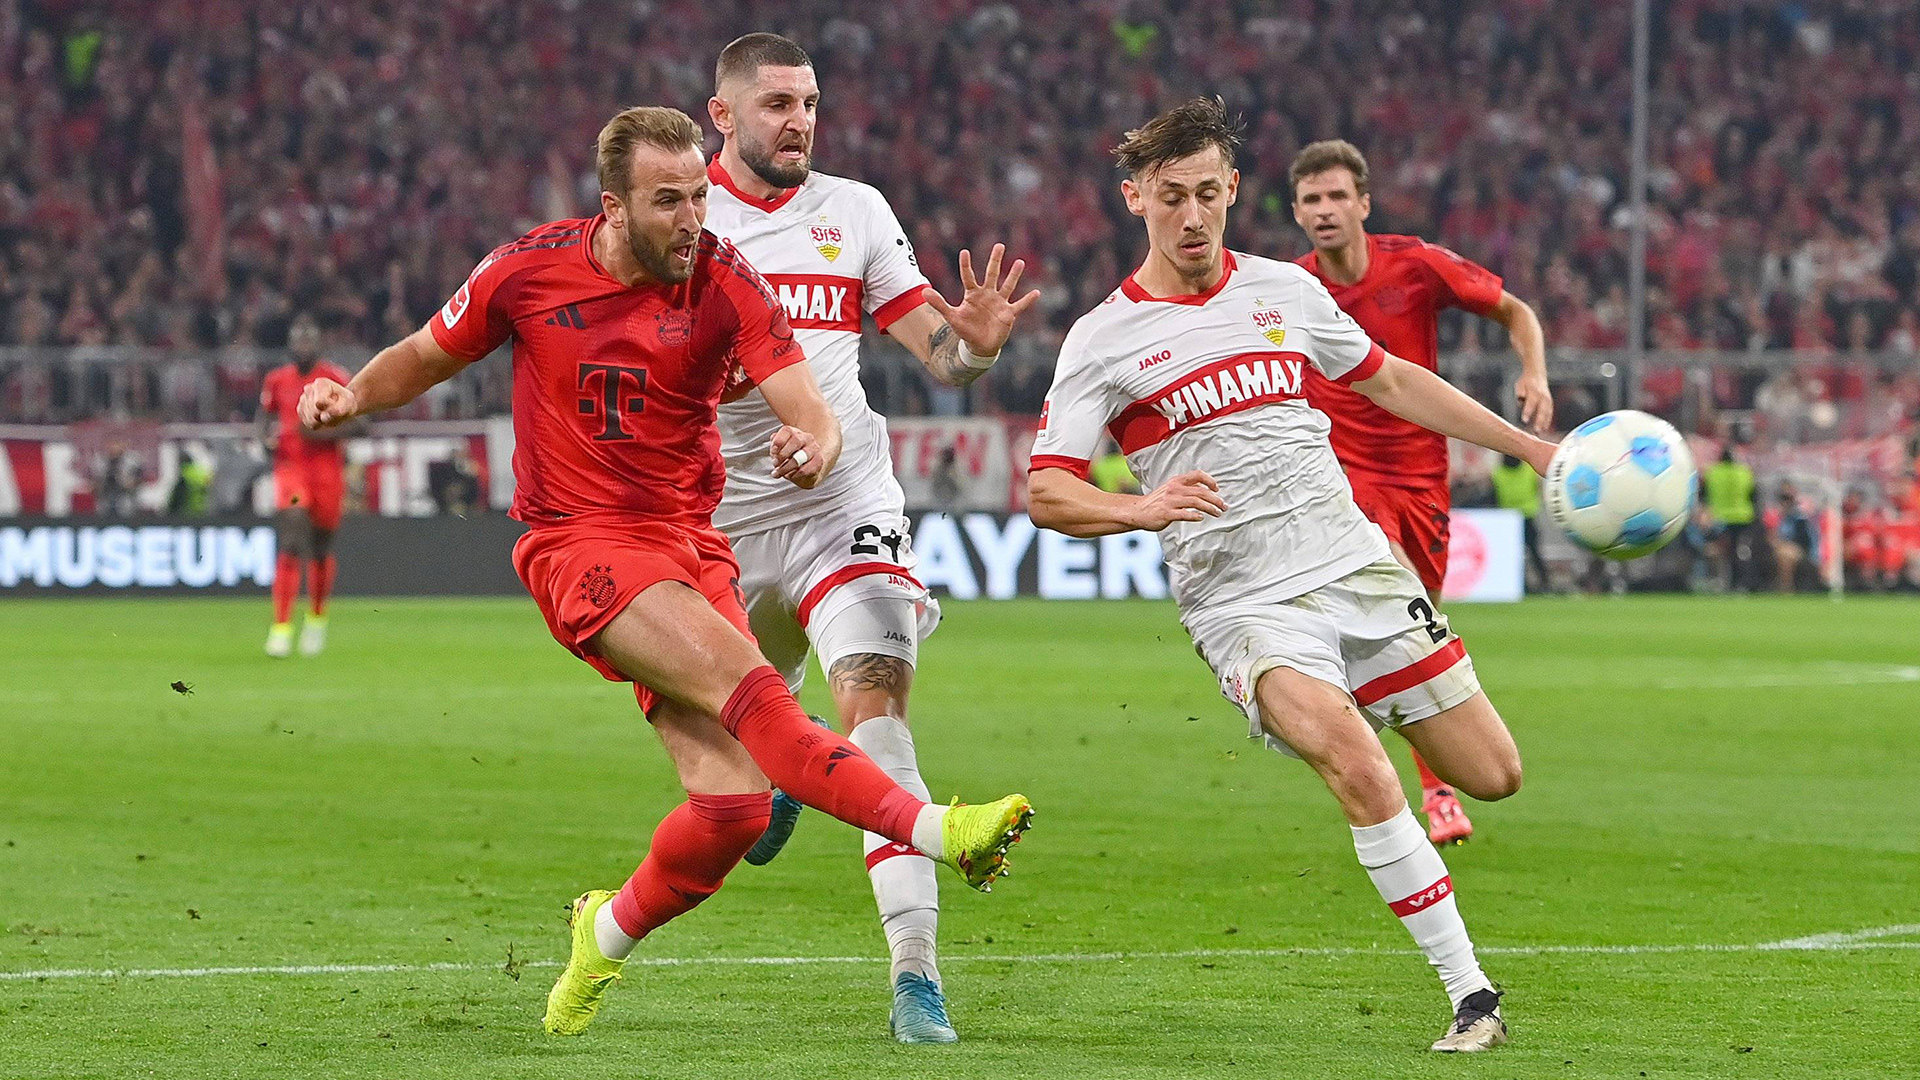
[{"x1": 1137, "y1": 349, "x2": 1172, "y2": 371}]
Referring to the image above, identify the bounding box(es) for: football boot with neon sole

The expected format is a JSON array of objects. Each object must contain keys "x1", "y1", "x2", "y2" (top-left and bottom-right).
[
  {"x1": 298, "y1": 615, "x2": 327, "y2": 656},
  {"x1": 936, "y1": 794, "x2": 1033, "y2": 892},
  {"x1": 542, "y1": 889, "x2": 624, "y2": 1035},
  {"x1": 265, "y1": 622, "x2": 293, "y2": 658},
  {"x1": 1422, "y1": 786, "x2": 1473, "y2": 846}
]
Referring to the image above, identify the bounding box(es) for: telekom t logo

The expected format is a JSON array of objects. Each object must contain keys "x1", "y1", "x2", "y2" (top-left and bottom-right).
[{"x1": 577, "y1": 363, "x2": 648, "y2": 441}]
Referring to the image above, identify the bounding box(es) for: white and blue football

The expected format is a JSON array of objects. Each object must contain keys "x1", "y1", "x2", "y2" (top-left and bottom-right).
[{"x1": 1544, "y1": 410, "x2": 1697, "y2": 559}]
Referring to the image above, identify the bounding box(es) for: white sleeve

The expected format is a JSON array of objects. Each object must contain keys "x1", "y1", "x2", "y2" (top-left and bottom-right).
[
  {"x1": 858, "y1": 185, "x2": 932, "y2": 333},
  {"x1": 1296, "y1": 275, "x2": 1386, "y2": 384},
  {"x1": 1027, "y1": 323, "x2": 1118, "y2": 480}
]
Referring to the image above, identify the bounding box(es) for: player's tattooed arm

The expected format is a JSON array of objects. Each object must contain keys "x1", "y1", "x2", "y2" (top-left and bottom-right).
[
  {"x1": 893, "y1": 244, "x2": 1041, "y2": 388},
  {"x1": 923, "y1": 323, "x2": 978, "y2": 387}
]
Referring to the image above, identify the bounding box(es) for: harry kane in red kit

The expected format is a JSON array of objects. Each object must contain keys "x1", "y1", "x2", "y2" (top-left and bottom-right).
[
  {"x1": 297, "y1": 106, "x2": 1033, "y2": 1037},
  {"x1": 1291, "y1": 139, "x2": 1554, "y2": 847}
]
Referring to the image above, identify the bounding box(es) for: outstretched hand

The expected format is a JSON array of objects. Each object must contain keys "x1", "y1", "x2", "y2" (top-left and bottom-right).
[{"x1": 921, "y1": 244, "x2": 1041, "y2": 357}]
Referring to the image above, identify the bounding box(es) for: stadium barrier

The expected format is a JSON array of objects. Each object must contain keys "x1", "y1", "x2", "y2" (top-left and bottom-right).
[
  {"x1": 0, "y1": 514, "x2": 525, "y2": 596},
  {"x1": 912, "y1": 510, "x2": 1522, "y2": 602},
  {"x1": 0, "y1": 510, "x2": 1528, "y2": 601}
]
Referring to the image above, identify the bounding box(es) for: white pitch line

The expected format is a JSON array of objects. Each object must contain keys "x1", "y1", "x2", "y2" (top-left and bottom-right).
[{"x1": 4, "y1": 932, "x2": 1917, "y2": 982}]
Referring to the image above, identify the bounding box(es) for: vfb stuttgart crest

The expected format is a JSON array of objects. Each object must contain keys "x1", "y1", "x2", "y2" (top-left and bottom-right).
[
  {"x1": 577, "y1": 564, "x2": 617, "y2": 609},
  {"x1": 810, "y1": 223, "x2": 844, "y2": 262},
  {"x1": 1250, "y1": 303, "x2": 1286, "y2": 348}
]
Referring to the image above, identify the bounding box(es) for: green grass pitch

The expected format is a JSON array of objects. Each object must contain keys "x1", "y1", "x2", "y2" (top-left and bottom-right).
[{"x1": 2, "y1": 594, "x2": 1916, "y2": 1078}]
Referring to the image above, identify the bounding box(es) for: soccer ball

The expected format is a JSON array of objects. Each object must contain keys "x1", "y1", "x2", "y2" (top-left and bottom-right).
[{"x1": 1544, "y1": 410, "x2": 1697, "y2": 559}]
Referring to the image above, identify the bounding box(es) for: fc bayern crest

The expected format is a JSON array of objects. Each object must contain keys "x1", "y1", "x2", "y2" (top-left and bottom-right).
[
  {"x1": 655, "y1": 309, "x2": 692, "y2": 347},
  {"x1": 577, "y1": 564, "x2": 617, "y2": 609}
]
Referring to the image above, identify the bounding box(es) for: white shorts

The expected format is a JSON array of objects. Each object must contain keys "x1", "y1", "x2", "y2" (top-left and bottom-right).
[
  {"x1": 1183, "y1": 557, "x2": 1481, "y2": 758},
  {"x1": 729, "y1": 498, "x2": 940, "y2": 692}
]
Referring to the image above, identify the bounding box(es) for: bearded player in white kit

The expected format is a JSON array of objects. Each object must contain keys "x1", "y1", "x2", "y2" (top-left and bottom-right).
[
  {"x1": 1028, "y1": 99, "x2": 1558, "y2": 1052},
  {"x1": 702, "y1": 34, "x2": 1039, "y2": 1044}
]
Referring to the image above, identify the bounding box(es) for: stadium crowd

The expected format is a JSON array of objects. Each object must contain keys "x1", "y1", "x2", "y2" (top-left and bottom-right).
[{"x1": 4, "y1": 2, "x2": 1920, "y2": 354}]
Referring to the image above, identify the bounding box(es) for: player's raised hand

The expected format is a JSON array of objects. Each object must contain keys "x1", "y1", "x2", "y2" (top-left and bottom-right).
[
  {"x1": 770, "y1": 424, "x2": 826, "y2": 489},
  {"x1": 1131, "y1": 470, "x2": 1228, "y2": 531},
  {"x1": 921, "y1": 244, "x2": 1042, "y2": 358},
  {"x1": 1515, "y1": 370, "x2": 1554, "y2": 433},
  {"x1": 299, "y1": 378, "x2": 359, "y2": 431}
]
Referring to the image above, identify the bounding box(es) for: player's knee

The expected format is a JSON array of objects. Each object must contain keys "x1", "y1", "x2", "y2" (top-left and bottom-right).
[
  {"x1": 1459, "y1": 756, "x2": 1524, "y2": 802},
  {"x1": 310, "y1": 530, "x2": 335, "y2": 559}
]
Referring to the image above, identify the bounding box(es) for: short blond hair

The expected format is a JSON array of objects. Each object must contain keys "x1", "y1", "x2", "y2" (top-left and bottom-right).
[
  {"x1": 1289, "y1": 139, "x2": 1370, "y2": 198},
  {"x1": 596, "y1": 106, "x2": 702, "y2": 198}
]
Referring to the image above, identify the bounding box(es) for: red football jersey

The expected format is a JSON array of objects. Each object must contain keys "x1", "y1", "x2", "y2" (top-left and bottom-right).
[
  {"x1": 428, "y1": 216, "x2": 801, "y2": 528},
  {"x1": 1296, "y1": 234, "x2": 1503, "y2": 487},
  {"x1": 261, "y1": 361, "x2": 354, "y2": 471}
]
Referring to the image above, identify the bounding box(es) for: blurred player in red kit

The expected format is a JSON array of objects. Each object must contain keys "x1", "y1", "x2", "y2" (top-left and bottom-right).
[
  {"x1": 1291, "y1": 140, "x2": 1554, "y2": 845},
  {"x1": 297, "y1": 106, "x2": 1033, "y2": 1037},
  {"x1": 258, "y1": 312, "x2": 357, "y2": 658}
]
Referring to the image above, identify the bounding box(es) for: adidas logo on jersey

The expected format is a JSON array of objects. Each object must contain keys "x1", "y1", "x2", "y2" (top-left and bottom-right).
[
  {"x1": 1151, "y1": 356, "x2": 1305, "y2": 428},
  {"x1": 543, "y1": 304, "x2": 587, "y2": 329}
]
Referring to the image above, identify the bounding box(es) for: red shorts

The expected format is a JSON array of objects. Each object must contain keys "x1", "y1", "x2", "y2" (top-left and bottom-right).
[
  {"x1": 274, "y1": 463, "x2": 344, "y2": 531},
  {"x1": 511, "y1": 520, "x2": 753, "y2": 715},
  {"x1": 1346, "y1": 474, "x2": 1451, "y2": 593}
]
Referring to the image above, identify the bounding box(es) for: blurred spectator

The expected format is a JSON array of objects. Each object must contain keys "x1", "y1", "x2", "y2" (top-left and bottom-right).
[
  {"x1": 1490, "y1": 454, "x2": 1549, "y2": 592},
  {"x1": 1768, "y1": 480, "x2": 1823, "y2": 592},
  {"x1": 167, "y1": 445, "x2": 212, "y2": 515},
  {"x1": 1703, "y1": 444, "x2": 1759, "y2": 591},
  {"x1": 427, "y1": 448, "x2": 482, "y2": 517}
]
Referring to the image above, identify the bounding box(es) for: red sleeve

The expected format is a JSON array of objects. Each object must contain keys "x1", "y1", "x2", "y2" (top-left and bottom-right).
[
  {"x1": 428, "y1": 250, "x2": 514, "y2": 362},
  {"x1": 259, "y1": 370, "x2": 279, "y2": 411},
  {"x1": 717, "y1": 253, "x2": 805, "y2": 384},
  {"x1": 1419, "y1": 242, "x2": 1504, "y2": 317}
]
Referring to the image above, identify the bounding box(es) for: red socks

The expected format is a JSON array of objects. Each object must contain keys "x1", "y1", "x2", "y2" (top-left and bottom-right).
[
  {"x1": 271, "y1": 553, "x2": 300, "y2": 623},
  {"x1": 720, "y1": 666, "x2": 926, "y2": 845},
  {"x1": 309, "y1": 555, "x2": 336, "y2": 616},
  {"x1": 609, "y1": 792, "x2": 771, "y2": 940},
  {"x1": 1413, "y1": 749, "x2": 1446, "y2": 791}
]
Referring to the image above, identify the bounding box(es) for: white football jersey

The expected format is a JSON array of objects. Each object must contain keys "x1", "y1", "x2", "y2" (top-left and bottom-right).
[
  {"x1": 1030, "y1": 251, "x2": 1392, "y2": 609},
  {"x1": 706, "y1": 161, "x2": 929, "y2": 535}
]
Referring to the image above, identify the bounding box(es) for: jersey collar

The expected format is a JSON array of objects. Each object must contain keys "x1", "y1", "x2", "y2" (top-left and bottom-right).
[
  {"x1": 708, "y1": 159, "x2": 802, "y2": 213},
  {"x1": 1121, "y1": 250, "x2": 1238, "y2": 305}
]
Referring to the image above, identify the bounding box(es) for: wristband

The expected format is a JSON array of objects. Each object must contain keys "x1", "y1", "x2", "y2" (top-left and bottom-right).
[{"x1": 963, "y1": 345, "x2": 1001, "y2": 371}]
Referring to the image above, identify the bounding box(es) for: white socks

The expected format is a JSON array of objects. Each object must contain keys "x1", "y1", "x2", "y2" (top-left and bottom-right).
[
  {"x1": 594, "y1": 901, "x2": 638, "y2": 960},
  {"x1": 850, "y1": 716, "x2": 943, "y2": 986},
  {"x1": 1351, "y1": 804, "x2": 1491, "y2": 1009}
]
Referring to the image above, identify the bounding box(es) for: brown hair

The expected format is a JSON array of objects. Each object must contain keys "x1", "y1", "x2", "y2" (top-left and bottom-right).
[
  {"x1": 1289, "y1": 139, "x2": 1370, "y2": 198},
  {"x1": 1112, "y1": 97, "x2": 1242, "y2": 178},
  {"x1": 596, "y1": 106, "x2": 703, "y2": 198},
  {"x1": 716, "y1": 32, "x2": 813, "y2": 91}
]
